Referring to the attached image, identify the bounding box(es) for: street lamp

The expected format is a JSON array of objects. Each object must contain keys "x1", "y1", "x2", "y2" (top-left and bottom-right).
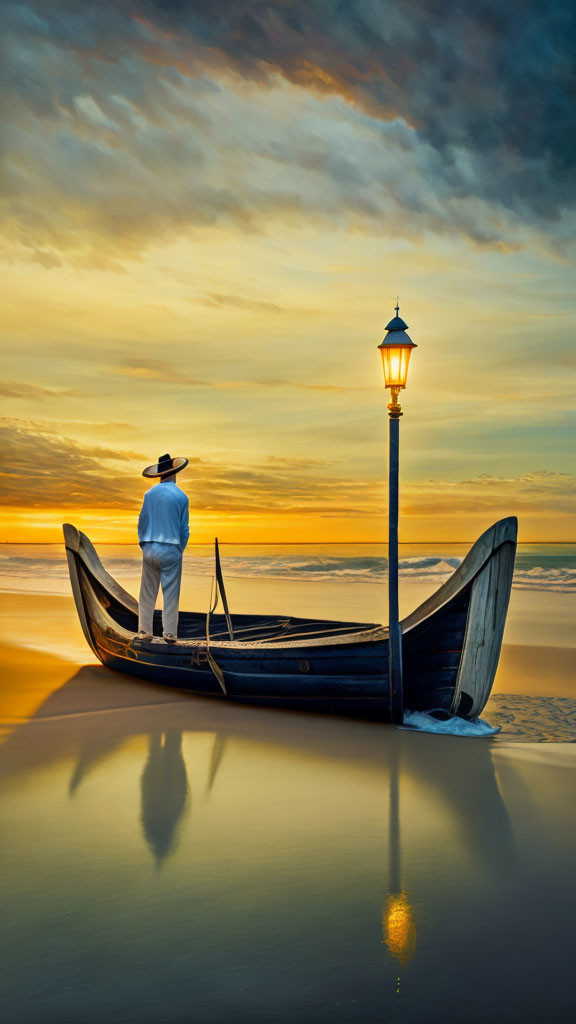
[{"x1": 378, "y1": 303, "x2": 416, "y2": 723}]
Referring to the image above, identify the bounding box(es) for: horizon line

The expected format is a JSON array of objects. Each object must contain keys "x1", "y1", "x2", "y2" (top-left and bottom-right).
[{"x1": 1, "y1": 540, "x2": 575, "y2": 546}]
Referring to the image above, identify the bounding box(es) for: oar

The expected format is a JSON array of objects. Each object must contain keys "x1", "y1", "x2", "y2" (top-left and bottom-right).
[
  {"x1": 205, "y1": 576, "x2": 227, "y2": 695},
  {"x1": 214, "y1": 537, "x2": 234, "y2": 640}
]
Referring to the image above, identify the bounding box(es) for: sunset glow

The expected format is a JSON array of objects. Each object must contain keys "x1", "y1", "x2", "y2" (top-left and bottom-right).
[{"x1": 1, "y1": 3, "x2": 574, "y2": 543}]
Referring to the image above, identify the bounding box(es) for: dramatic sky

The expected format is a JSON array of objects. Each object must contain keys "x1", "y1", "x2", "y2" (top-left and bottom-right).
[{"x1": 1, "y1": 0, "x2": 575, "y2": 542}]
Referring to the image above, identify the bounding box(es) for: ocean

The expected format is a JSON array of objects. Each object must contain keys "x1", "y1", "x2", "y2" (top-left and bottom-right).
[{"x1": 1, "y1": 542, "x2": 575, "y2": 593}]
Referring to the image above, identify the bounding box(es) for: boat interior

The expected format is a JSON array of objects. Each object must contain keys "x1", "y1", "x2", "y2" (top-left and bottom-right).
[{"x1": 65, "y1": 516, "x2": 517, "y2": 653}]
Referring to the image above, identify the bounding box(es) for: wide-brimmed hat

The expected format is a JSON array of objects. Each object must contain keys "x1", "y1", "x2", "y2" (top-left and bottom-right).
[{"x1": 142, "y1": 453, "x2": 188, "y2": 479}]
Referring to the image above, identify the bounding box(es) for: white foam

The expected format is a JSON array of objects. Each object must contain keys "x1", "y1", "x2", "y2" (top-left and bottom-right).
[{"x1": 402, "y1": 710, "x2": 500, "y2": 737}]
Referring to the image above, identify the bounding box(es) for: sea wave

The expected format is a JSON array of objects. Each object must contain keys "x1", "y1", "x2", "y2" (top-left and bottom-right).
[
  {"x1": 0, "y1": 547, "x2": 575, "y2": 592},
  {"x1": 509, "y1": 567, "x2": 576, "y2": 592}
]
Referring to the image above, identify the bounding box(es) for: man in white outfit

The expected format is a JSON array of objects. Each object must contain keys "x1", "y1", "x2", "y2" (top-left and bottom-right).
[{"x1": 137, "y1": 453, "x2": 189, "y2": 644}]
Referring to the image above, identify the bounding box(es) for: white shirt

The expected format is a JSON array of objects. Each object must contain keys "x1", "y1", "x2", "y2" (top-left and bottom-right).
[{"x1": 138, "y1": 481, "x2": 190, "y2": 553}]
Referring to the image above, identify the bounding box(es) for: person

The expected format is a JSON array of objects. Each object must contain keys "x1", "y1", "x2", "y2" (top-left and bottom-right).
[{"x1": 137, "y1": 453, "x2": 189, "y2": 643}]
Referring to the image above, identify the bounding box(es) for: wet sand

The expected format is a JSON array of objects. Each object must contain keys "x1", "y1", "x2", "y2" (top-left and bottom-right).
[{"x1": 0, "y1": 584, "x2": 575, "y2": 1022}]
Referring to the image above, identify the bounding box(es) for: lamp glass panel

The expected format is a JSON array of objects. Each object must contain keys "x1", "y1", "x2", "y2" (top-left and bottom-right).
[{"x1": 380, "y1": 345, "x2": 412, "y2": 388}]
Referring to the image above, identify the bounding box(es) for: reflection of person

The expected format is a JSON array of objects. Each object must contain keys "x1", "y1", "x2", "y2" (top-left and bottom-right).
[
  {"x1": 140, "y1": 730, "x2": 189, "y2": 866},
  {"x1": 137, "y1": 453, "x2": 189, "y2": 643}
]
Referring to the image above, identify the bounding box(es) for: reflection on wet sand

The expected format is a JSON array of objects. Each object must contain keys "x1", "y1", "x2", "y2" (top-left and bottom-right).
[
  {"x1": 383, "y1": 892, "x2": 417, "y2": 978},
  {"x1": 0, "y1": 663, "x2": 518, "y2": 880},
  {"x1": 140, "y1": 731, "x2": 190, "y2": 866},
  {"x1": 2, "y1": 658, "x2": 575, "y2": 1023},
  {"x1": 69, "y1": 733, "x2": 127, "y2": 797},
  {"x1": 70, "y1": 727, "x2": 192, "y2": 866},
  {"x1": 206, "y1": 733, "x2": 227, "y2": 794},
  {"x1": 71, "y1": 725, "x2": 225, "y2": 865},
  {"x1": 383, "y1": 743, "x2": 417, "y2": 967}
]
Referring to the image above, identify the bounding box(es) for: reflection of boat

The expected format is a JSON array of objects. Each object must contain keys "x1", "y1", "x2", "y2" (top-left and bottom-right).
[
  {"x1": 63, "y1": 517, "x2": 516, "y2": 721},
  {"x1": 0, "y1": 665, "x2": 516, "y2": 875}
]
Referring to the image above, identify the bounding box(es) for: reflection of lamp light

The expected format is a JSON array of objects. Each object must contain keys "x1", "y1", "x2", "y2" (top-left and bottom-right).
[
  {"x1": 382, "y1": 739, "x2": 417, "y2": 970},
  {"x1": 382, "y1": 890, "x2": 417, "y2": 964}
]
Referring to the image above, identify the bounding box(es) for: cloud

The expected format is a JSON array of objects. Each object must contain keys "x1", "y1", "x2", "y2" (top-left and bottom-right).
[
  {"x1": 403, "y1": 471, "x2": 576, "y2": 517},
  {"x1": 1, "y1": 419, "x2": 573, "y2": 529},
  {"x1": 2, "y1": 1, "x2": 575, "y2": 266},
  {"x1": 0, "y1": 417, "x2": 381, "y2": 516},
  {"x1": 257, "y1": 380, "x2": 370, "y2": 393},
  {"x1": 136, "y1": 0, "x2": 576, "y2": 208},
  {"x1": 265, "y1": 455, "x2": 334, "y2": 469},
  {"x1": 200, "y1": 292, "x2": 285, "y2": 313},
  {"x1": 31, "y1": 249, "x2": 62, "y2": 269},
  {"x1": 142, "y1": 304, "x2": 177, "y2": 315},
  {"x1": 112, "y1": 359, "x2": 368, "y2": 392},
  {"x1": 3, "y1": 416, "x2": 137, "y2": 437},
  {"x1": 114, "y1": 360, "x2": 206, "y2": 385},
  {"x1": 0, "y1": 381, "x2": 83, "y2": 401},
  {"x1": 0, "y1": 419, "x2": 143, "y2": 510}
]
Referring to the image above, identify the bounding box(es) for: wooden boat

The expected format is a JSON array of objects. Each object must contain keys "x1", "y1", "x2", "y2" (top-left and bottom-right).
[{"x1": 63, "y1": 517, "x2": 517, "y2": 721}]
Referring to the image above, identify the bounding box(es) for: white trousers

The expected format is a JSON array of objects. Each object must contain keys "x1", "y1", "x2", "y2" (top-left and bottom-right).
[{"x1": 138, "y1": 542, "x2": 183, "y2": 636}]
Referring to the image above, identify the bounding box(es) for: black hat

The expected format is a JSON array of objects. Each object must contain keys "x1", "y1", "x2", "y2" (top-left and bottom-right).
[{"x1": 142, "y1": 453, "x2": 188, "y2": 479}]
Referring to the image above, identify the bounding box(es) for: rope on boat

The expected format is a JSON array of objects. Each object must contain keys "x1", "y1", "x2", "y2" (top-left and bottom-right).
[
  {"x1": 240, "y1": 622, "x2": 374, "y2": 643},
  {"x1": 205, "y1": 576, "x2": 227, "y2": 695},
  {"x1": 209, "y1": 624, "x2": 389, "y2": 649},
  {"x1": 180, "y1": 616, "x2": 385, "y2": 645},
  {"x1": 208, "y1": 618, "x2": 291, "y2": 640}
]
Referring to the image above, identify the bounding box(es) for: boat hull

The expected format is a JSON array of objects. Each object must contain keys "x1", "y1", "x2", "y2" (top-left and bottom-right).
[{"x1": 63, "y1": 518, "x2": 517, "y2": 721}]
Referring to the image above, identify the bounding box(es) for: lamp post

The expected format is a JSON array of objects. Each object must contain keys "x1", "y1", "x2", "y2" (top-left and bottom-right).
[{"x1": 378, "y1": 304, "x2": 416, "y2": 724}]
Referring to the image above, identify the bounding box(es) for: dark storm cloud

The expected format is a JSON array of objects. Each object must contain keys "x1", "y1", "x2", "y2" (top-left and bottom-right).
[
  {"x1": 137, "y1": 0, "x2": 576, "y2": 203},
  {"x1": 2, "y1": 0, "x2": 575, "y2": 261}
]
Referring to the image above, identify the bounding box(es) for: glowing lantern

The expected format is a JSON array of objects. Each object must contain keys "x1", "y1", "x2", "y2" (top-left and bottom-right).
[{"x1": 378, "y1": 303, "x2": 416, "y2": 394}]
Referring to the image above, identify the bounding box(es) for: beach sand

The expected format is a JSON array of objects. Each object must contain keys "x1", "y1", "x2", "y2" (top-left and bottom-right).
[{"x1": 0, "y1": 579, "x2": 575, "y2": 1022}]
